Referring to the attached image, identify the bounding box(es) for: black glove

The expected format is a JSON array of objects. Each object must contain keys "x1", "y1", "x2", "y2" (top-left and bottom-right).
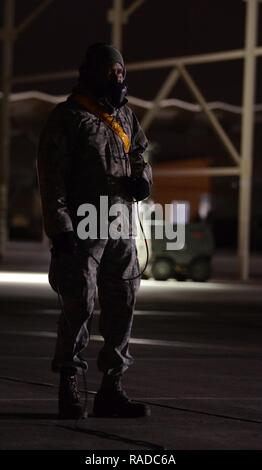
[
  {"x1": 106, "y1": 175, "x2": 150, "y2": 201},
  {"x1": 125, "y1": 176, "x2": 151, "y2": 201},
  {"x1": 129, "y1": 153, "x2": 146, "y2": 178},
  {"x1": 128, "y1": 154, "x2": 151, "y2": 200},
  {"x1": 51, "y1": 231, "x2": 78, "y2": 256}
]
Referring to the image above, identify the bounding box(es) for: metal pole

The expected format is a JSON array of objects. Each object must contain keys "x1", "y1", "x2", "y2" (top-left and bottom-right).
[
  {"x1": 112, "y1": 0, "x2": 123, "y2": 50},
  {"x1": 0, "y1": 0, "x2": 15, "y2": 258},
  {"x1": 238, "y1": 0, "x2": 259, "y2": 281}
]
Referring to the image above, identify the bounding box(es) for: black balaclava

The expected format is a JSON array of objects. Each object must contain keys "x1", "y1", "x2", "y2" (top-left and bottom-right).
[{"x1": 77, "y1": 43, "x2": 128, "y2": 110}]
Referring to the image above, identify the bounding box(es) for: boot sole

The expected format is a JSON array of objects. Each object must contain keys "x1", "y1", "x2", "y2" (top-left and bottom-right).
[
  {"x1": 58, "y1": 408, "x2": 88, "y2": 420},
  {"x1": 93, "y1": 408, "x2": 151, "y2": 418}
]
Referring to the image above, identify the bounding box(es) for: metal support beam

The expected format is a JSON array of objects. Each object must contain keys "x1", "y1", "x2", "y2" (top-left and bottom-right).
[
  {"x1": 15, "y1": 0, "x2": 54, "y2": 37},
  {"x1": 238, "y1": 0, "x2": 259, "y2": 281},
  {"x1": 153, "y1": 167, "x2": 241, "y2": 177},
  {"x1": 125, "y1": 0, "x2": 146, "y2": 18},
  {"x1": 108, "y1": 0, "x2": 146, "y2": 50},
  {"x1": 13, "y1": 69, "x2": 78, "y2": 85},
  {"x1": 11, "y1": 46, "x2": 262, "y2": 86},
  {"x1": 178, "y1": 64, "x2": 241, "y2": 166},
  {"x1": 127, "y1": 47, "x2": 262, "y2": 71},
  {"x1": 0, "y1": 0, "x2": 15, "y2": 257},
  {"x1": 142, "y1": 67, "x2": 180, "y2": 131},
  {"x1": 111, "y1": 0, "x2": 124, "y2": 50}
]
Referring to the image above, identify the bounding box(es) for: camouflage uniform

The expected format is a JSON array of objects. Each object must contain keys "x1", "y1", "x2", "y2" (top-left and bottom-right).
[{"x1": 37, "y1": 95, "x2": 152, "y2": 376}]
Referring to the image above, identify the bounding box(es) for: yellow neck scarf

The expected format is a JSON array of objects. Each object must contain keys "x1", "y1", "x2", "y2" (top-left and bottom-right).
[{"x1": 73, "y1": 94, "x2": 131, "y2": 154}]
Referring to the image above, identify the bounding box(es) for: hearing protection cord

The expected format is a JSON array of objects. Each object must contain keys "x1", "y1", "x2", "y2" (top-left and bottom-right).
[
  {"x1": 110, "y1": 111, "x2": 150, "y2": 281},
  {"x1": 122, "y1": 200, "x2": 149, "y2": 281}
]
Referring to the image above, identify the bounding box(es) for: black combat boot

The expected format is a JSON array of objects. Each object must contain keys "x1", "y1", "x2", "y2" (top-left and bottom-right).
[
  {"x1": 58, "y1": 368, "x2": 86, "y2": 419},
  {"x1": 93, "y1": 374, "x2": 151, "y2": 418}
]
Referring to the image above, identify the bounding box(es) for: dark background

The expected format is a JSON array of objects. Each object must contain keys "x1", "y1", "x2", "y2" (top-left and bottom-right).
[
  {"x1": 1, "y1": 0, "x2": 261, "y2": 103},
  {"x1": 1, "y1": 0, "x2": 262, "y2": 249}
]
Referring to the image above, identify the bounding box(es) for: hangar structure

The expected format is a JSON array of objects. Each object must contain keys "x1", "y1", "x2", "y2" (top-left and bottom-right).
[{"x1": 0, "y1": 0, "x2": 261, "y2": 280}]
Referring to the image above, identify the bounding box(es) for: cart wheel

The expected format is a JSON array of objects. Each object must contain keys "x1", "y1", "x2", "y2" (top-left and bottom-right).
[
  {"x1": 190, "y1": 258, "x2": 211, "y2": 282},
  {"x1": 175, "y1": 273, "x2": 188, "y2": 282},
  {"x1": 152, "y1": 258, "x2": 173, "y2": 281}
]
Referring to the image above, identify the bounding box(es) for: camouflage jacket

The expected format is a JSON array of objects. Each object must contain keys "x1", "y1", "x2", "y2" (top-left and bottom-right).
[{"x1": 37, "y1": 96, "x2": 152, "y2": 238}]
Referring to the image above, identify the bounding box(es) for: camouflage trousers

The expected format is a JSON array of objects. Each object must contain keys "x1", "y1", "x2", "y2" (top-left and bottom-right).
[{"x1": 49, "y1": 237, "x2": 140, "y2": 376}]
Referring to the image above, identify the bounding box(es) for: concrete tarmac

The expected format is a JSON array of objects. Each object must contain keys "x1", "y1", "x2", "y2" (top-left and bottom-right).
[{"x1": 0, "y1": 243, "x2": 261, "y2": 451}]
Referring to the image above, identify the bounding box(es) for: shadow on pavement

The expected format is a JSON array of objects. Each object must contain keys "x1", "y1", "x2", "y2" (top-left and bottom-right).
[{"x1": 58, "y1": 423, "x2": 165, "y2": 450}]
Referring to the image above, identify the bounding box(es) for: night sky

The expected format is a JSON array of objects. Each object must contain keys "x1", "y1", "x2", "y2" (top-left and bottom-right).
[{"x1": 1, "y1": 0, "x2": 261, "y2": 104}]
